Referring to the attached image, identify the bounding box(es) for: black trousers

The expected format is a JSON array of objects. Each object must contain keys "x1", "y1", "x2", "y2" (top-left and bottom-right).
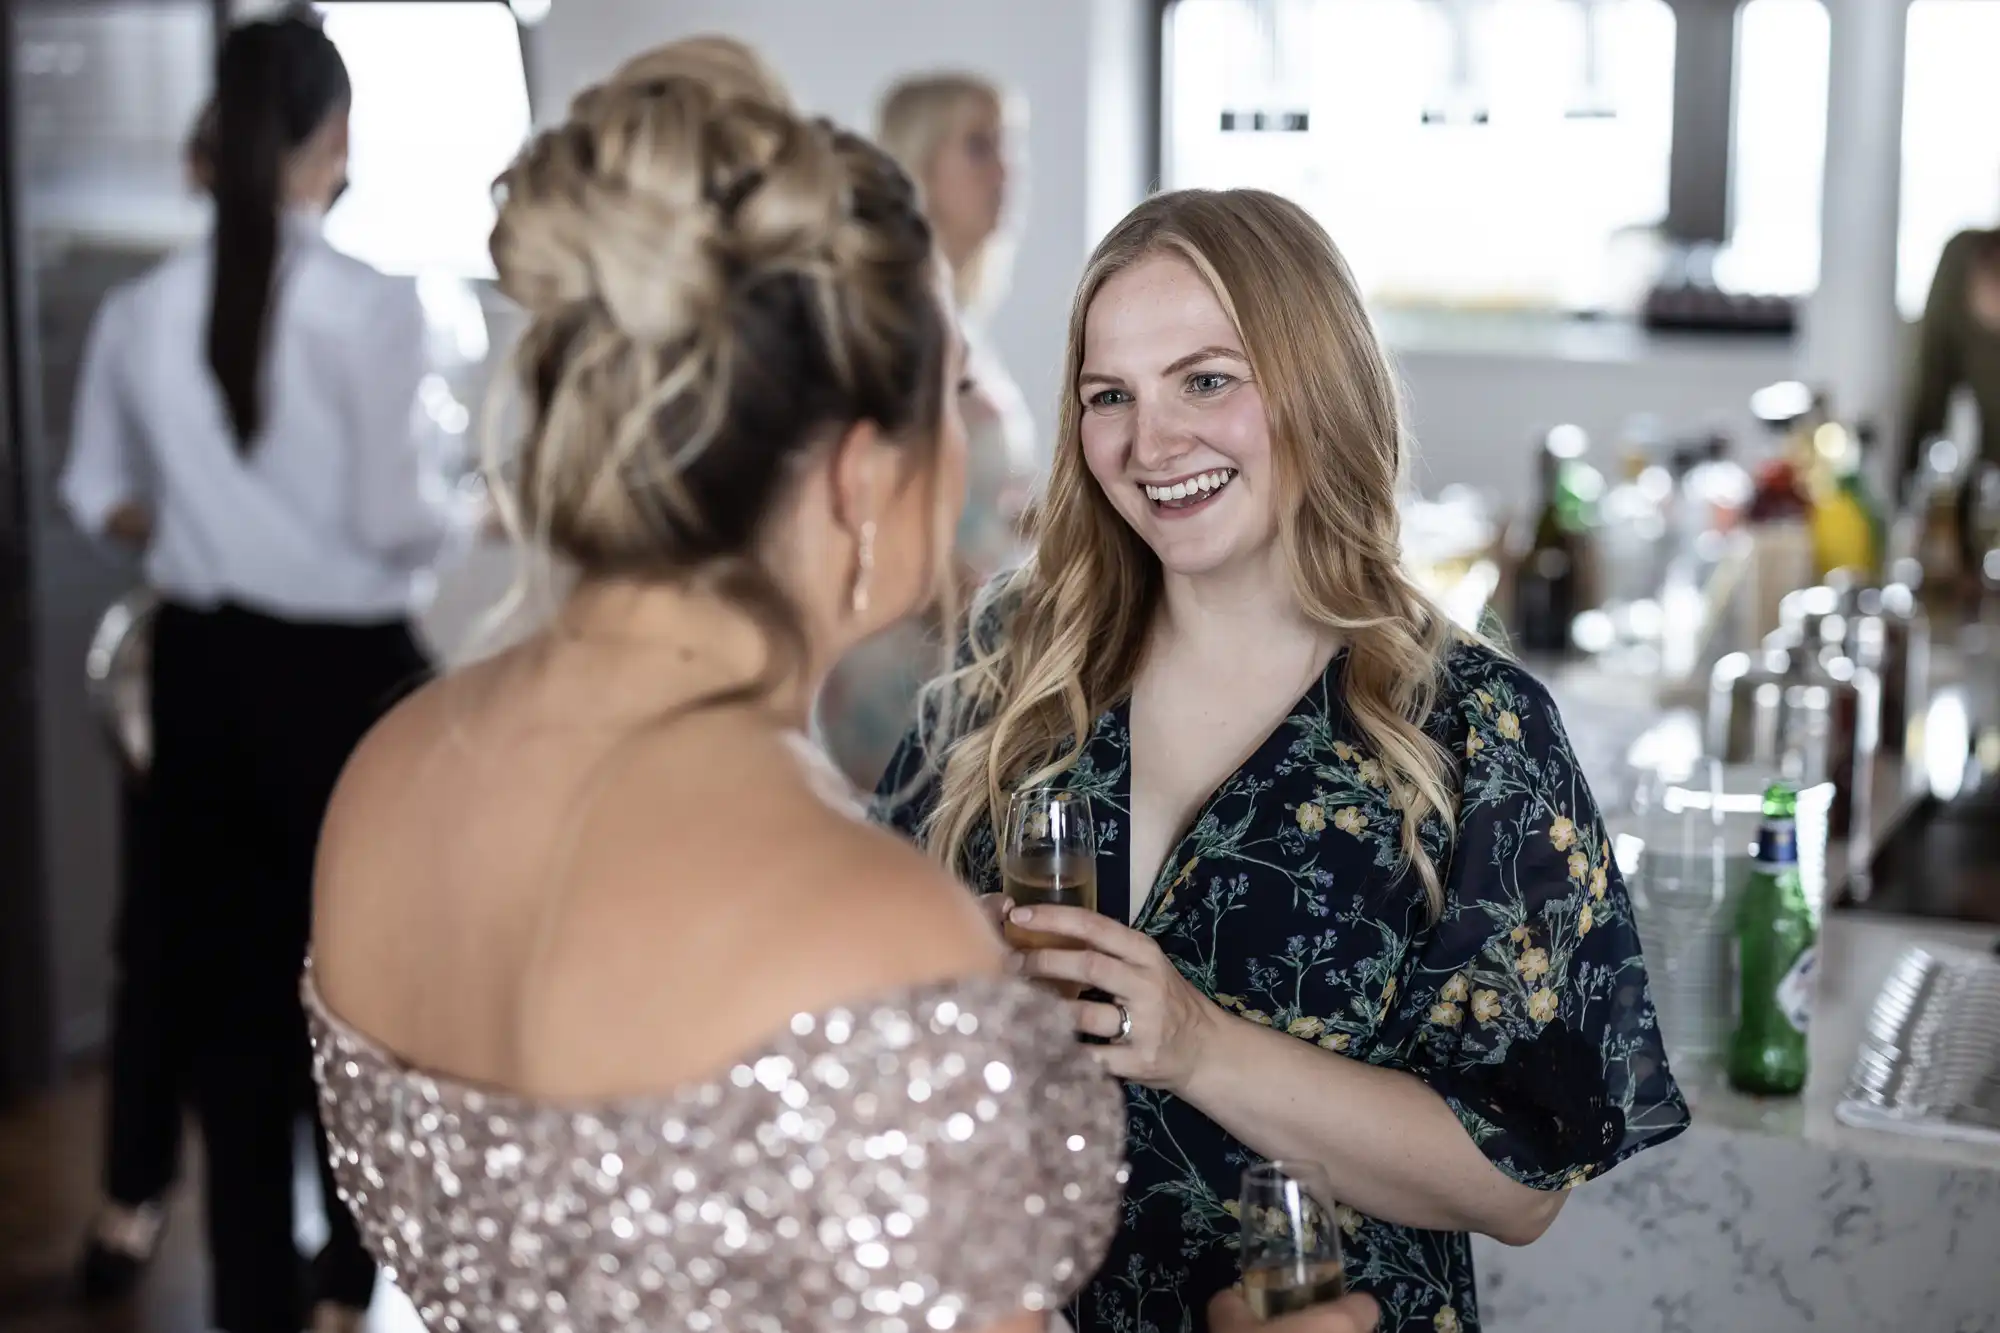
[
  {"x1": 151, "y1": 601, "x2": 428, "y2": 1333},
  {"x1": 102, "y1": 770, "x2": 183, "y2": 1208}
]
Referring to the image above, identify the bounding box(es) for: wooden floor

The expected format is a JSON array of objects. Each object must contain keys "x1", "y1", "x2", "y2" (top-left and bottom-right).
[{"x1": 0, "y1": 1073, "x2": 419, "y2": 1333}]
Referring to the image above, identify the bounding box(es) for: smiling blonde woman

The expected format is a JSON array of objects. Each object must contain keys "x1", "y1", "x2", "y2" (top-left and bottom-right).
[{"x1": 877, "y1": 189, "x2": 1690, "y2": 1333}]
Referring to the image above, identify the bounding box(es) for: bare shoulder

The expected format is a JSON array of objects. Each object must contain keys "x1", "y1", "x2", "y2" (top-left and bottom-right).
[
  {"x1": 316, "y1": 661, "x2": 493, "y2": 868},
  {"x1": 310, "y1": 659, "x2": 509, "y2": 965},
  {"x1": 511, "y1": 724, "x2": 1008, "y2": 1098}
]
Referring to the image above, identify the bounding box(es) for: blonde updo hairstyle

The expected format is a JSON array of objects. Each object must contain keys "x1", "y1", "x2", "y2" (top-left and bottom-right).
[
  {"x1": 484, "y1": 53, "x2": 950, "y2": 697},
  {"x1": 579, "y1": 34, "x2": 793, "y2": 115}
]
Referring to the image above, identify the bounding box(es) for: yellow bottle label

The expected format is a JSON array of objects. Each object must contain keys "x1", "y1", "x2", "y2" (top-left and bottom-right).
[{"x1": 1811, "y1": 490, "x2": 1875, "y2": 578}]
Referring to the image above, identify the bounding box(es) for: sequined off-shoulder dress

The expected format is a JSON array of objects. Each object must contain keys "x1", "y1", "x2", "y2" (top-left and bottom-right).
[{"x1": 306, "y1": 971, "x2": 1128, "y2": 1333}]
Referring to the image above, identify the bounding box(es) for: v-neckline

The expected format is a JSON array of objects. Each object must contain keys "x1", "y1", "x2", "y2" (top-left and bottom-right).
[{"x1": 1098, "y1": 652, "x2": 1344, "y2": 931}]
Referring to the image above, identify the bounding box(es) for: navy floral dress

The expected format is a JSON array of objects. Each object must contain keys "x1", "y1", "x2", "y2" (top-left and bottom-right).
[{"x1": 874, "y1": 629, "x2": 1691, "y2": 1333}]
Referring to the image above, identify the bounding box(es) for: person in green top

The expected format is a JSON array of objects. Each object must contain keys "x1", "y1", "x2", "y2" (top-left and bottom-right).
[{"x1": 1902, "y1": 227, "x2": 2000, "y2": 489}]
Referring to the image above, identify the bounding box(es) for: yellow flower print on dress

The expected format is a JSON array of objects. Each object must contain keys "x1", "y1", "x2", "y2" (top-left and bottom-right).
[
  {"x1": 866, "y1": 620, "x2": 1697, "y2": 1333},
  {"x1": 1578, "y1": 903, "x2": 1594, "y2": 936},
  {"x1": 1549, "y1": 815, "x2": 1577, "y2": 851},
  {"x1": 1590, "y1": 864, "x2": 1608, "y2": 899},
  {"x1": 1567, "y1": 851, "x2": 1589, "y2": 882}
]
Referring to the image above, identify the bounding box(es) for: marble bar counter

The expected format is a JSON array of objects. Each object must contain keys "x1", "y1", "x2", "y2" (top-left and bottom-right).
[{"x1": 1472, "y1": 909, "x2": 2000, "y2": 1333}]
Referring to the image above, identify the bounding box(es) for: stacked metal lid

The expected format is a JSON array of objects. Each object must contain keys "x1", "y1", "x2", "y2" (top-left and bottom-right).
[{"x1": 1840, "y1": 943, "x2": 2000, "y2": 1142}]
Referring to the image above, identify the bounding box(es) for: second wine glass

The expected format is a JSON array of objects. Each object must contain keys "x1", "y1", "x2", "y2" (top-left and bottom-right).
[{"x1": 1239, "y1": 1160, "x2": 1347, "y2": 1321}]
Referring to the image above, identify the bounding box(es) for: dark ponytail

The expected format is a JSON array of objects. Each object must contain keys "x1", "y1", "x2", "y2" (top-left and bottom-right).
[{"x1": 206, "y1": 15, "x2": 350, "y2": 451}]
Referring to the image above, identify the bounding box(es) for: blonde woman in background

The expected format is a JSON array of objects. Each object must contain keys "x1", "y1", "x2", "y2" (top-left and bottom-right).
[
  {"x1": 816, "y1": 71, "x2": 1037, "y2": 788},
  {"x1": 877, "y1": 71, "x2": 1037, "y2": 568},
  {"x1": 877, "y1": 189, "x2": 1690, "y2": 1333}
]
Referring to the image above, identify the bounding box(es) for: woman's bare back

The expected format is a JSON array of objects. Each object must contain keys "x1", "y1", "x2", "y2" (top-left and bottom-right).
[{"x1": 307, "y1": 637, "x2": 1004, "y2": 1103}]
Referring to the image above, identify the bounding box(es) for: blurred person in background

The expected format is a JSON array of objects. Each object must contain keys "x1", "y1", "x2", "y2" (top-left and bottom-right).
[
  {"x1": 57, "y1": 14, "x2": 478, "y2": 1333},
  {"x1": 876, "y1": 71, "x2": 1037, "y2": 567},
  {"x1": 1903, "y1": 225, "x2": 2000, "y2": 490},
  {"x1": 69, "y1": 98, "x2": 218, "y2": 1305},
  {"x1": 816, "y1": 71, "x2": 1037, "y2": 788}
]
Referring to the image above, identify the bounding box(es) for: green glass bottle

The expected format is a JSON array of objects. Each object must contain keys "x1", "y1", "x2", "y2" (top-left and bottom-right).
[{"x1": 1727, "y1": 782, "x2": 1818, "y2": 1096}]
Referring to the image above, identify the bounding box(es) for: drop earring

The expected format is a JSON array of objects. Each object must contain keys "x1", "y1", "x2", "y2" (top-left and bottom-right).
[{"x1": 851, "y1": 520, "x2": 877, "y2": 615}]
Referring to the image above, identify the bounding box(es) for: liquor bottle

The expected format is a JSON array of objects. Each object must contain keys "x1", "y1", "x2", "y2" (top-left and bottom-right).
[
  {"x1": 1727, "y1": 782, "x2": 1818, "y2": 1096},
  {"x1": 1599, "y1": 444, "x2": 1671, "y2": 606},
  {"x1": 1801, "y1": 419, "x2": 1881, "y2": 581},
  {"x1": 1511, "y1": 426, "x2": 1597, "y2": 654}
]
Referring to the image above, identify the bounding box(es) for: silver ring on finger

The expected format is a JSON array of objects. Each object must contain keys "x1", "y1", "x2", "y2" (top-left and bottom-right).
[{"x1": 1113, "y1": 1001, "x2": 1133, "y2": 1044}]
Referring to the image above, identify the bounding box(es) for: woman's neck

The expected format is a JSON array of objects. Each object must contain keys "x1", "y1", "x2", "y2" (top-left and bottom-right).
[
  {"x1": 543, "y1": 579, "x2": 821, "y2": 730},
  {"x1": 1152, "y1": 554, "x2": 1336, "y2": 678}
]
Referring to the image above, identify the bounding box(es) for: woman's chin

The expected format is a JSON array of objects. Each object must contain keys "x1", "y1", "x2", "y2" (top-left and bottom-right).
[{"x1": 1143, "y1": 533, "x2": 1267, "y2": 584}]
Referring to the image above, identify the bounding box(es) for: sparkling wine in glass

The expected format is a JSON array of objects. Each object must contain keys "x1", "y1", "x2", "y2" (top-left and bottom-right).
[
  {"x1": 999, "y1": 789, "x2": 1097, "y2": 993},
  {"x1": 1239, "y1": 1160, "x2": 1347, "y2": 1321}
]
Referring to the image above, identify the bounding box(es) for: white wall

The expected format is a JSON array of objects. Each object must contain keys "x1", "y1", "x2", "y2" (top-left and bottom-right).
[
  {"x1": 530, "y1": 1, "x2": 1801, "y2": 519},
  {"x1": 534, "y1": 0, "x2": 1154, "y2": 459},
  {"x1": 1385, "y1": 321, "x2": 1799, "y2": 514}
]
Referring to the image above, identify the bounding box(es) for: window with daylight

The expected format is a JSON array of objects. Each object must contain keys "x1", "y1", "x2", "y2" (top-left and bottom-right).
[
  {"x1": 1898, "y1": 0, "x2": 2000, "y2": 320},
  {"x1": 316, "y1": 1, "x2": 533, "y2": 279},
  {"x1": 1721, "y1": 0, "x2": 1829, "y2": 299},
  {"x1": 1163, "y1": 0, "x2": 1677, "y2": 314}
]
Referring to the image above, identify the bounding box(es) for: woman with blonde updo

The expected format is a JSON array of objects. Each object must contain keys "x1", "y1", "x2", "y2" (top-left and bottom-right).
[
  {"x1": 817, "y1": 70, "x2": 1035, "y2": 788},
  {"x1": 302, "y1": 40, "x2": 1127, "y2": 1333},
  {"x1": 877, "y1": 189, "x2": 1691, "y2": 1333}
]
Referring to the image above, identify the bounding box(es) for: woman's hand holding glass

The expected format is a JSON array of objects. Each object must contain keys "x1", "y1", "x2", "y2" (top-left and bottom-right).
[{"x1": 1009, "y1": 901, "x2": 1220, "y2": 1091}]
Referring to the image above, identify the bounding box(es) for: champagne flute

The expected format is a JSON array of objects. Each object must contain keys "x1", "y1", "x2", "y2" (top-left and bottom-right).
[
  {"x1": 1239, "y1": 1161, "x2": 1347, "y2": 1321},
  {"x1": 999, "y1": 789, "x2": 1098, "y2": 994}
]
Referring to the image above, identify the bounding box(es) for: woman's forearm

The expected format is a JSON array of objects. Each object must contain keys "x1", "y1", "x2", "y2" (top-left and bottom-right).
[{"x1": 1177, "y1": 1010, "x2": 1563, "y2": 1246}]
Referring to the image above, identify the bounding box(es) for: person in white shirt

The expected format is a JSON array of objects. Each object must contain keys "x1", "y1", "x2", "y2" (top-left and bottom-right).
[{"x1": 57, "y1": 15, "x2": 472, "y2": 1333}]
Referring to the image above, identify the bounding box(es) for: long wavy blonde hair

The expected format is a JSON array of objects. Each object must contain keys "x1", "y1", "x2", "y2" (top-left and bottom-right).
[{"x1": 920, "y1": 188, "x2": 1463, "y2": 916}]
